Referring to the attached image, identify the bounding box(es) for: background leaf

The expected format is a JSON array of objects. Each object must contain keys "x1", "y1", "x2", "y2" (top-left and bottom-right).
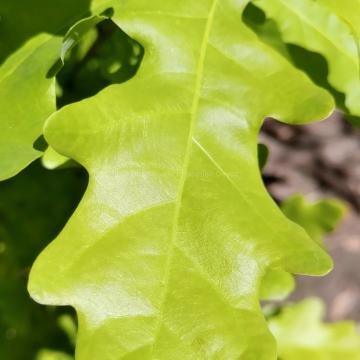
[
  {"x1": 281, "y1": 195, "x2": 346, "y2": 247},
  {"x1": 252, "y1": 0, "x2": 360, "y2": 116},
  {"x1": 269, "y1": 298, "x2": 360, "y2": 360},
  {"x1": 0, "y1": 0, "x2": 111, "y2": 180}
]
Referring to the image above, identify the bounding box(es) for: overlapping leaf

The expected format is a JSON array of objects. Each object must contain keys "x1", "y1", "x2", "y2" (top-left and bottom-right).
[
  {"x1": 282, "y1": 195, "x2": 346, "y2": 247},
  {"x1": 0, "y1": 0, "x2": 118, "y2": 180},
  {"x1": 252, "y1": 0, "x2": 360, "y2": 116},
  {"x1": 28, "y1": 1, "x2": 336, "y2": 359},
  {"x1": 260, "y1": 195, "x2": 345, "y2": 301},
  {"x1": 269, "y1": 298, "x2": 360, "y2": 360},
  {"x1": 36, "y1": 349, "x2": 73, "y2": 360},
  {"x1": 0, "y1": 34, "x2": 59, "y2": 180}
]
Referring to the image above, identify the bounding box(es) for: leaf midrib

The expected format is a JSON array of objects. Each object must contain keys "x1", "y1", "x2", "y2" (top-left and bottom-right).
[{"x1": 149, "y1": 0, "x2": 219, "y2": 352}]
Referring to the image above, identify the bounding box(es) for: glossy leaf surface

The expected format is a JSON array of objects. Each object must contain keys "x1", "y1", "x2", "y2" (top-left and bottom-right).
[
  {"x1": 0, "y1": 34, "x2": 59, "y2": 180},
  {"x1": 0, "y1": 0, "x2": 107, "y2": 180},
  {"x1": 260, "y1": 195, "x2": 345, "y2": 301},
  {"x1": 253, "y1": 0, "x2": 360, "y2": 115},
  {"x1": 27, "y1": 1, "x2": 336, "y2": 359}
]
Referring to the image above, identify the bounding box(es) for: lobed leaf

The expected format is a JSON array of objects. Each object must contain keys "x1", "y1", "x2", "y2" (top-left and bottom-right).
[
  {"x1": 28, "y1": 1, "x2": 336, "y2": 359},
  {"x1": 260, "y1": 195, "x2": 345, "y2": 301},
  {"x1": 253, "y1": 0, "x2": 360, "y2": 115}
]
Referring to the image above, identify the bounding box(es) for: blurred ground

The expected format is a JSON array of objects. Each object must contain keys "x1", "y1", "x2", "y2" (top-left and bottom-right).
[{"x1": 260, "y1": 113, "x2": 360, "y2": 322}]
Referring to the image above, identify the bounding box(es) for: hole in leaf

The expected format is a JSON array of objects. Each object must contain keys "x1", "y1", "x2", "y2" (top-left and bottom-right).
[{"x1": 56, "y1": 18, "x2": 144, "y2": 108}]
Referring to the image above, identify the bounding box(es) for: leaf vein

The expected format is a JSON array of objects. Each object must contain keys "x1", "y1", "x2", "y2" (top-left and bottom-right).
[{"x1": 149, "y1": 0, "x2": 220, "y2": 354}]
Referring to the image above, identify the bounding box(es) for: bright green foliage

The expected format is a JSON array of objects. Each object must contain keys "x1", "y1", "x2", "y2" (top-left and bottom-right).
[
  {"x1": 0, "y1": 0, "x2": 93, "y2": 180},
  {"x1": 260, "y1": 195, "x2": 345, "y2": 301},
  {"x1": 322, "y1": 0, "x2": 360, "y2": 42},
  {"x1": 282, "y1": 195, "x2": 346, "y2": 247},
  {"x1": 257, "y1": 142, "x2": 295, "y2": 302},
  {"x1": 27, "y1": 1, "x2": 337, "y2": 359},
  {"x1": 42, "y1": 147, "x2": 70, "y2": 170},
  {"x1": 321, "y1": 0, "x2": 360, "y2": 122},
  {"x1": 0, "y1": 1, "x2": 144, "y2": 179},
  {"x1": 2, "y1": 0, "x2": 360, "y2": 358},
  {"x1": 242, "y1": 3, "x2": 291, "y2": 61},
  {"x1": 253, "y1": 0, "x2": 360, "y2": 115},
  {"x1": 260, "y1": 269, "x2": 295, "y2": 302},
  {"x1": 0, "y1": 162, "x2": 86, "y2": 359},
  {"x1": 0, "y1": 34, "x2": 59, "y2": 180},
  {"x1": 269, "y1": 298, "x2": 360, "y2": 360},
  {"x1": 256, "y1": 146, "x2": 345, "y2": 302}
]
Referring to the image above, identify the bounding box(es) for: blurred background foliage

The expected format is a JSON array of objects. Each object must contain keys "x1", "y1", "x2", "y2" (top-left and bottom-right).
[{"x1": 0, "y1": 162, "x2": 87, "y2": 359}]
